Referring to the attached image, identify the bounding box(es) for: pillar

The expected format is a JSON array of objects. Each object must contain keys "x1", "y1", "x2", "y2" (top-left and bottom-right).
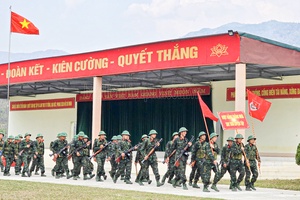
[
  {"x1": 235, "y1": 63, "x2": 246, "y2": 138},
  {"x1": 92, "y1": 76, "x2": 102, "y2": 143}
]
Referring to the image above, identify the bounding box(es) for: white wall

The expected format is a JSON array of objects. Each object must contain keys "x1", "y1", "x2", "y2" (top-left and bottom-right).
[
  {"x1": 212, "y1": 75, "x2": 300, "y2": 155},
  {"x1": 9, "y1": 93, "x2": 77, "y2": 148}
]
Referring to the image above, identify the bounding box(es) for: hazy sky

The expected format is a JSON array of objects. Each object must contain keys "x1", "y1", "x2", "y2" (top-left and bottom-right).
[{"x1": 1, "y1": 0, "x2": 300, "y2": 54}]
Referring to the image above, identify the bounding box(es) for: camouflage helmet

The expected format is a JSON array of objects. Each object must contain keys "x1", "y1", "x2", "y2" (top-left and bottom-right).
[
  {"x1": 227, "y1": 137, "x2": 234, "y2": 141},
  {"x1": 98, "y1": 131, "x2": 106, "y2": 136},
  {"x1": 83, "y1": 135, "x2": 89, "y2": 139},
  {"x1": 24, "y1": 133, "x2": 31, "y2": 137},
  {"x1": 235, "y1": 134, "x2": 244, "y2": 139},
  {"x1": 8, "y1": 135, "x2": 14, "y2": 140},
  {"x1": 210, "y1": 132, "x2": 219, "y2": 139},
  {"x1": 57, "y1": 133, "x2": 61, "y2": 138},
  {"x1": 111, "y1": 136, "x2": 117, "y2": 140},
  {"x1": 247, "y1": 135, "x2": 256, "y2": 142},
  {"x1": 121, "y1": 130, "x2": 130, "y2": 136},
  {"x1": 148, "y1": 129, "x2": 158, "y2": 135},
  {"x1": 117, "y1": 135, "x2": 122, "y2": 140},
  {"x1": 178, "y1": 127, "x2": 188, "y2": 133},
  {"x1": 141, "y1": 134, "x2": 148, "y2": 140},
  {"x1": 15, "y1": 136, "x2": 20, "y2": 140},
  {"x1": 198, "y1": 131, "x2": 206, "y2": 138},
  {"x1": 74, "y1": 135, "x2": 78, "y2": 139},
  {"x1": 77, "y1": 131, "x2": 85, "y2": 137},
  {"x1": 36, "y1": 133, "x2": 43, "y2": 139},
  {"x1": 172, "y1": 132, "x2": 179, "y2": 137},
  {"x1": 0, "y1": 130, "x2": 4, "y2": 136},
  {"x1": 18, "y1": 134, "x2": 23, "y2": 138}
]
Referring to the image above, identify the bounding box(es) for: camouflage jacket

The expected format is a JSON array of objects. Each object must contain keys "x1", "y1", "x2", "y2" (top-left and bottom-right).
[
  {"x1": 245, "y1": 143, "x2": 261, "y2": 162},
  {"x1": 108, "y1": 142, "x2": 119, "y2": 158},
  {"x1": 231, "y1": 142, "x2": 244, "y2": 160},
  {"x1": 73, "y1": 139, "x2": 86, "y2": 157},
  {"x1": 51, "y1": 139, "x2": 68, "y2": 157},
  {"x1": 93, "y1": 138, "x2": 108, "y2": 158},
  {"x1": 2, "y1": 141, "x2": 17, "y2": 158},
  {"x1": 20, "y1": 139, "x2": 36, "y2": 155},
  {"x1": 139, "y1": 138, "x2": 159, "y2": 161},
  {"x1": 191, "y1": 140, "x2": 215, "y2": 162},
  {"x1": 220, "y1": 144, "x2": 231, "y2": 165},
  {"x1": 170, "y1": 137, "x2": 190, "y2": 162},
  {"x1": 0, "y1": 139, "x2": 4, "y2": 151},
  {"x1": 164, "y1": 140, "x2": 175, "y2": 161},
  {"x1": 34, "y1": 141, "x2": 45, "y2": 155},
  {"x1": 117, "y1": 140, "x2": 133, "y2": 160}
]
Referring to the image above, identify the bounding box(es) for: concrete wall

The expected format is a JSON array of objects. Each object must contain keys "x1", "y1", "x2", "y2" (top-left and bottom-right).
[
  {"x1": 9, "y1": 93, "x2": 77, "y2": 148},
  {"x1": 212, "y1": 75, "x2": 300, "y2": 155}
]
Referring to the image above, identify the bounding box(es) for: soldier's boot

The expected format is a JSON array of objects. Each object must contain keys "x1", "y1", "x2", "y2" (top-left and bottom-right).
[
  {"x1": 211, "y1": 184, "x2": 220, "y2": 192},
  {"x1": 21, "y1": 173, "x2": 27, "y2": 177},
  {"x1": 103, "y1": 175, "x2": 107, "y2": 180},
  {"x1": 51, "y1": 169, "x2": 55, "y2": 177},
  {"x1": 188, "y1": 180, "x2": 193, "y2": 186},
  {"x1": 89, "y1": 173, "x2": 95, "y2": 179},
  {"x1": 203, "y1": 186, "x2": 210, "y2": 192},
  {"x1": 83, "y1": 174, "x2": 91, "y2": 180},
  {"x1": 15, "y1": 172, "x2": 20, "y2": 175},
  {"x1": 192, "y1": 181, "x2": 200, "y2": 189},
  {"x1": 35, "y1": 170, "x2": 39, "y2": 175},
  {"x1": 161, "y1": 174, "x2": 167, "y2": 185},
  {"x1": 148, "y1": 179, "x2": 152, "y2": 184},
  {"x1": 250, "y1": 183, "x2": 256, "y2": 191},
  {"x1": 66, "y1": 171, "x2": 73, "y2": 179},
  {"x1": 137, "y1": 178, "x2": 144, "y2": 186},
  {"x1": 41, "y1": 173, "x2": 46, "y2": 177},
  {"x1": 171, "y1": 179, "x2": 177, "y2": 188},
  {"x1": 120, "y1": 176, "x2": 125, "y2": 180},
  {"x1": 125, "y1": 179, "x2": 133, "y2": 184},
  {"x1": 156, "y1": 180, "x2": 163, "y2": 187},
  {"x1": 236, "y1": 183, "x2": 242, "y2": 191},
  {"x1": 73, "y1": 176, "x2": 77, "y2": 180},
  {"x1": 245, "y1": 186, "x2": 252, "y2": 191},
  {"x1": 55, "y1": 173, "x2": 61, "y2": 179},
  {"x1": 27, "y1": 171, "x2": 31, "y2": 177},
  {"x1": 113, "y1": 175, "x2": 118, "y2": 183},
  {"x1": 229, "y1": 183, "x2": 233, "y2": 189},
  {"x1": 1, "y1": 166, "x2": 4, "y2": 172},
  {"x1": 182, "y1": 183, "x2": 188, "y2": 190}
]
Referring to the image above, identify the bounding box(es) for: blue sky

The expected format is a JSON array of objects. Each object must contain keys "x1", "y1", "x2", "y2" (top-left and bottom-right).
[{"x1": 1, "y1": 0, "x2": 300, "y2": 54}]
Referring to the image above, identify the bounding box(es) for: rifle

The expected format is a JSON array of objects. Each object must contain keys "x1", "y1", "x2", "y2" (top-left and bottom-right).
[
  {"x1": 174, "y1": 136, "x2": 194, "y2": 167},
  {"x1": 67, "y1": 141, "x2": 90, "y2": 160},
  {"x1": 141, "y1": 138, "x2": 163, "y2": 164},
  {"x1": 49, "y1": 139, "x2": 74, "y2": 160},
  {"x1": 189, "y1": 160, "x2": 196, "y2": 167},
  {"x1": 89, "y1": 141, "x2": 112, "y2": 159},
  {"x1": 162, "y1": 149, "x2": 176, "y2": 164},
  {"x1": 18, "y1": 141, "x2": 34, "y2": 156},
  {"x1": 115, "y1": 143, "x2": 141, "y2": 163}
]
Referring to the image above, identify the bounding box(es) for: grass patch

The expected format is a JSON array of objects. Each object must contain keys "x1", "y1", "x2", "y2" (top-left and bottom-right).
[
  {"x1": 0, "y1": 180, "x2": 221, "y2": 200},
  {"x1": 218, "y1": 179, "x2": 300, "y2": 191}
]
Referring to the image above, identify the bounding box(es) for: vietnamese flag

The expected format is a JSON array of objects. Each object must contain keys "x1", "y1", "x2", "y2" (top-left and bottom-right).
[
  {"x1": 11, "y1": 12, "x2": 39, "y2": 35},
  {"x1": 247, "y1": 89, "x2": 271, "y2": 122},
  {"x1": 197, "y1": 92, "x2": 218, "y2": 122}
]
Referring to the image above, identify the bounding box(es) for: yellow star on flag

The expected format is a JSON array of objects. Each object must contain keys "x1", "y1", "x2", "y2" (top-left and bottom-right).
[{"x1": 19, "y1": 19, "x2": 30, "y2": 29}]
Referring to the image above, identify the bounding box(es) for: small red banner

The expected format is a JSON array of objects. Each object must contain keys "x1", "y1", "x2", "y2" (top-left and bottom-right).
[
  {"x1": 227, "y1": 84, "x2": 300, "y2": 101},
  {"x1": 10, "y1": 98, "x2": 75, "y2": 111},
  {"x1": 76, "y1": 86, "x2": 210, "y2": 102},
  {"x1": 218, "y1": 111, "x2": 249, "y2": 130}
]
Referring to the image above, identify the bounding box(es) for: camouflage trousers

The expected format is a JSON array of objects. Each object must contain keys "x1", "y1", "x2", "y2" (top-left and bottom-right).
[
  {"x1": 109, "y1": 157, "x2": 118, "y2": 178},
  {"x1": 21, "y1": 154, "x2": 32, "y2": 174},
  {"x1": 30, "y1": 155, "x2": 45, "y2": 174},
  {"x1": 73, "y1": 156, "x2": 89, "y2": 176},
  {"x1": 53, "y1": 156, "x2": 69, "y2": 175},
  {"x1": 140, "y1": 159, "x2": 160, "y2": 182},
  {"x1": 136, "y1": 159, "x2": 148, "y2": 181},
  {"x1": 195, "y1": 160, "x2": 211, "y2": 187},
  {"x1": 96, "y1": 156, "x2": 106, "y2": 176},
  {"x1": 213, "y1": 163, "x2": 230, "y2": 184},
  {"x1": 229, "y1": 159, "x2": 245, "y2": 187},
  {"x1": 115, "y1": 158, "x2": 132, "y2": 181},
  {"x1": 4, "y1": 156, "x2": 14, "y2": 174},
  {"x1": 245, "y1": 160, "x2": 258, "y2": 187},
  {"x1": 189, "y1": 163, "x2": 199, "y2": 183},
  {"x1": 174, "y1": 158, "x2": 188, "y2": 184},
  {"x1": 162, "y1": 159, "x2": 176, "y2": 181}
]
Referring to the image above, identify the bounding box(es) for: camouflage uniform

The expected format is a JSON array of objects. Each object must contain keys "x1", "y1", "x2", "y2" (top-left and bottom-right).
[
  {"x1": 30, "y1": 135, "x2": 46, "y2": 176},
  {"x1": 72, "y1": 138, "x2": 89, "y2": 180},
  {"x1": 244, "y1": 135, "x2": 261, "y2": 191},
  {"x1": 14, "y1": 136, "x2": 22, "y2": 175},
  {"x1": 135, "y1": 135, "x2": 150, "y2": 183},
  {"x1": 93, "y1": 136, "x2": 108, "y2": 181},
  {"x1": 188, "y1": 142, "x2": 199, "y2": 186},
  {"x1": 108, "y1": 137, "x2": 119, "y2": 179},
  {"x1": 2, "y1": 136, "x2": 17, "y2": 175},
  {"x1": 229, "y1": 137, "x2": 245, "y2": 191},
  {"x1": 19, "y1": 135, "x2": 36, "y2": 177},
  {"x1": 82, "y1": 136, "x2": 94, "y2": 180},
  {"x1": 0, "y1": 136, "x2": 4, "y2": 172}
]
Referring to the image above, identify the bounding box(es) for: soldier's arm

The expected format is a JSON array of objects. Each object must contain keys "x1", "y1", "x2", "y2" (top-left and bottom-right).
[
  {"x1": 214, "y1": 143, "x2": 220, "y2": 154},
  {"x1": 206, "y1": 143, "x2": 215, "y2": 161},
  {"x1": 139, "y1": 139, "x2": 149, "y2": 157},
  {"x1": 170, "y1": 138, "x2": 177, "y2": 153},
  {"x1": 164, "y1": 142, "x2": 170, "y2": 159},
  {"x1": 93, "y1": 139, "x2": 100, "y2": 152},
  {"x1": 191, "y1": 142, "x2": 198, "y2": 162},
  {"x1": 255, "y1": 146, "x2": 261, "y2": 162}
]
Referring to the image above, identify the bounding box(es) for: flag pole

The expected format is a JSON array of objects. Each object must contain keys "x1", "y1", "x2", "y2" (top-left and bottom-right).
[{"x1": 7, "y1": 6, "x2": 12, "y2": 134}]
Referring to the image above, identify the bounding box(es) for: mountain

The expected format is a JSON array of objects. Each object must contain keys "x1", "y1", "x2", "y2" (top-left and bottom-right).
[
  {"x1": 0, "y1": 49, "x2": 68, "y2": 64},
  {"x1": 185, "y1": 20, "x2": 300, "y2": 48}
]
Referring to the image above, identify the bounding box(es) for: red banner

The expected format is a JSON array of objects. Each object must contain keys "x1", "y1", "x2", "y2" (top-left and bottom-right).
[
  {"x1": 218, "y1": 111, "x2": 249, "y2": 130},
  {"x1": 0, "y1": 34, "x2": 240, "y2": 86},
  {"x1": 226, "y1": 84, "x2": 300, "y2": 101},
  {"x1": 76, "y1": 86, "x2": 210, "y2": 102},
  {"x1": 10, "y1": 98, "x2": 75, "y2": 111}
]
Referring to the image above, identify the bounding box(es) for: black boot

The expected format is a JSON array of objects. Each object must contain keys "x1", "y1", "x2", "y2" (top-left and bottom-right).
[{"x1": 161, "y1": 174, "x2": 167, "y2": 185}]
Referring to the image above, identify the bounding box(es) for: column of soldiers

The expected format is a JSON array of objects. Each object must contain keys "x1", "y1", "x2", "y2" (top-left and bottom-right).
[{"x1": 0, "y1": 129, "x2": 261, "y2": 192}]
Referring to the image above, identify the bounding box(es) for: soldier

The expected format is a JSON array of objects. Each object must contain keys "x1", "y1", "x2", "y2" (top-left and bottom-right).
[
  {"x1": 30, "y1": 134, "x2": 46, "y2": 177},
  {"x1": 135, "y1": 134, "x2": 150, "y2": 184},
  {"x1": 0, "y1": 131, "x2": 5, "y2": 172},
  {"x1": 113, "y1": 130, "x2": 136, "y2": 184},
  {"x1": 51, "y1": 132, "x2": 72, "y2": 179},
  {"x1": 116, "y1": 134, "x2": 125, "y2": 181},
  {"x1": 191, "y1": 131, "x2": 217, "y2": 192},
  {"x1": 83, "y1": 135, "x2": 95, "y2": 180},
  {"x1": 229, "y1": 133, "x2": 246, "y2": 191},
  {"x1": 209, "y1": 132, "x2": 220, "y2": 192},
  {"x1": 138, "y1": 130, "x2": 163, "y2": 187},
  {"x1": 19, "y1": 133, "x2": 36, "y2": 177},
  {"x1": 93, "y1": 131, "x2": 108, "y2": 181},
  {"x1": 72, "y1": 131, "x2": 90, "y2": 180},
  {"x1": 2, "y1": 135, "x2": 17, "y2": 176},
  {"x1": 212, "y1": 136, "x2": 234, "y2": 191},
  {"x1": 107, "y1": 136, "x2": 119, "y2": 179},
  {"x1": 170, "y1": 127, "x2": 192, "y2": 190},
  {"x1": 245, "y1": 135, "x2": 261, "y2": 191},
  {"x1": 14, "y1": 135, "x2": 22, "y2": 175},
  {"x1": 161, "y1": 132, "x2": 178, "y2": 185}
]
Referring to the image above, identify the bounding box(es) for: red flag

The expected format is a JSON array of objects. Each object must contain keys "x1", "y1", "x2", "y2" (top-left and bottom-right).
[
  {"x1": 247, "y1": 89, "x2": 271, "y2": 122},
  {"x1": 11, "y1": 12, "x2": 39, "y2": 35},
  {"x1": 197, "y1": 92, "x2": 218, "y2": 122}
]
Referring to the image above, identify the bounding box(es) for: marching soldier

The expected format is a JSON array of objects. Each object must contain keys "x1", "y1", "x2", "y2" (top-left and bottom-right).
[
  {"x1": 30, "y1": 134, "x2": 46, "y2": 177},
  {"x1": 209, "y1": 132, "x2": 220, "y2": 192},
  {"x1": 2, "y1": 135, "x2": 17, "y2": 176},
  {"x1": 229, "y1": 133, "x2": 246, "y2": 191},
  {"x1": 93, "y1": 131, "x2": 108, "y2": 181},
  {"x1": 51, "y1": 132, "x2": 72, "y2": 179},
  {"x1": 138, "y1": 130, "x2": 163, "y2": 187},
  {"x1": 161, "y1": 132, "x2": 178, "y2": 185},
  {"x1": 113, "y1": 130, "x2": 136, "y2": 184},
  {"x1": 107, "y1": 136, "x2": 119, "y2": 179},
  {"x1": 245, "y1": 135, "x2": 261, "y2": 191},
  {"x1": 14, "y1": 135, "x2": 22, "y2": 175},
  {"x1": 212, "y1": 136, "x2": 234, "y2": 191},
  {"x1": 135, "y1": 134, "x2": 150, "y2": 184},
  {"x1": 191, "y1": 131, "x2": 217, "y2": 192},
  {"x1": 19, "y1": 133, "x2": 36, "y2": 177},
  {"x1": 83, "y1": 135, "x2": 95, "y2": 180},
  {"x1": 0, "y1": 131, "x2": 5, "y2": 172},
  {"x1": 170, "y1": 127, "x2": 192, "y2": 190}
]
